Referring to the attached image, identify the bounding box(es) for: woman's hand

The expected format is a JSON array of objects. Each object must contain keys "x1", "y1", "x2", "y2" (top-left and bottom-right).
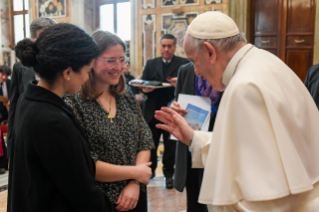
[
  {"x1": 154, "y1": 107, "x2": 194, "y2": 146},
  {"x1": 170, "y1": 101, "x2": 188, "y2": 116},
  {"x1": 116, "y1": 181, "x2": 140, "y2": 211},
  {"x1": 133, "y1": 162, "x2": 152, "y2": 184}
]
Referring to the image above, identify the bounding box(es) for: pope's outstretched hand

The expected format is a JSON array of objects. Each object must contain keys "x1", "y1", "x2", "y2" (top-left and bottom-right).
[{"x1": 154, "y1": 107, "x2": 194, "y2": 146}]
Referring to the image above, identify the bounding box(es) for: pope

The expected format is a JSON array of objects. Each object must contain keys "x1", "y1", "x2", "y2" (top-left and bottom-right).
[{"x1": 155, "y1": 11, "x2": 319, "y2": 212}]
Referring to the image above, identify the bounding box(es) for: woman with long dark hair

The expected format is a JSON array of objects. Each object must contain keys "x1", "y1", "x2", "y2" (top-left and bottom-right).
[{"x1": 8, "y1": 23, "x2": 114, "y2": 212}]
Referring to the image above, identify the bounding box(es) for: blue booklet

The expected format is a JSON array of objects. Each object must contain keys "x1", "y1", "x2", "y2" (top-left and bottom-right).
[{"x1": 183, "y1": 104, "x2": 210, "y2": 130}]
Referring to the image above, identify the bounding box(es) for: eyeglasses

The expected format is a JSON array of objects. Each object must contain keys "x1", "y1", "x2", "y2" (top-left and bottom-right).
[{"x1": 98, "y1": 57, "x2": 128, "y2": 69}]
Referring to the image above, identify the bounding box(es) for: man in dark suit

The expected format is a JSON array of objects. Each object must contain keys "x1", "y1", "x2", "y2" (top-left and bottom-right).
[
  {"x1": 141, "y1": 34, "x2": 189, "y2": 189},
  {"x1": 7, "y1": 17, "x2": 57, "y2": 158},
  {"x1": 0, "y1": 65, "x2": 11, "y2": 123},
  {"x1": 0, "y1": 65, "x2": 11, "y2": 174},
  {"x1": 305, "y1": 64, "x2": 319, "y2": 110}
]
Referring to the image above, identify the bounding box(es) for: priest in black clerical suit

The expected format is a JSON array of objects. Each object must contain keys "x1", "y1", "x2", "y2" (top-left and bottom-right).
[
  {"x1": 7, "y1": 63, "x2": 36, "y2": 158},
  {"x1": 141, "y1": 34, "x2": 188, "y2": 189},
  {"x1": 0, "y1": 65, "x2": 12, "y2": 123},
  {"x1": 7, "y1": 16, "x2": 57, "y2": 158}
]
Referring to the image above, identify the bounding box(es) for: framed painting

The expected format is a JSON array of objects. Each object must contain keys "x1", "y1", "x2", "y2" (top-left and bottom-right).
[
  {"x1": 161, "y1": 0, "x2": 199, "y2": 8},
  {"x1": 38, "y1": 0, "x2": 67, "y2": 18},
  {"x1": 205, "y1": 0, "x2": 222, "y2": 4}
]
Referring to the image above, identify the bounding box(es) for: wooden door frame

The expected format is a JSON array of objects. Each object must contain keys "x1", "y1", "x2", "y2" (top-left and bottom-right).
[{"x1": 314, "y1": 0, "x2": 319, "y2": 64}]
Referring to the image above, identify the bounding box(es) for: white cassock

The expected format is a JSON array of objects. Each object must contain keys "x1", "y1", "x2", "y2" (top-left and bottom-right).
[{"x1": 190, "y1": 44, "x2": 319, "y2": 212}]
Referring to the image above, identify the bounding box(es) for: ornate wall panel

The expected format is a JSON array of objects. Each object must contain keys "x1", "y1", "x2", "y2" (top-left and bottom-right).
[
  {"x1": 205, "y1": 0, "x2": 222, "y2": 4},
  {"x1": 84, "y1": 0, "x2": 95, "y2": 34},
  {"x1": 142, "y1": 0, "x2": 156, "y2": 9},
  {"x1": 0, "y1": 0, "x2": 11, "y2": 48},
  {"x1": 161, "y1": 12, "x2": 197, "y2": 57},
  {"x1": 142, "y1": 14, "x2": 156, "y2": 66},
  {"x1": 161, "y1": 0, "x2": 199, "y2": 7}
]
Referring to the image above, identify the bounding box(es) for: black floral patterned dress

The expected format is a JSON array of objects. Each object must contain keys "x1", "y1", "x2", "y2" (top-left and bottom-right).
[{"x1": 64, "y1": 89, "x2": 154, "y2": 204}]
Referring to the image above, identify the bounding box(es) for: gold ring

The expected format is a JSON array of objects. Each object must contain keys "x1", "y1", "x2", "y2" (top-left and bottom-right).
[{"x1": 130, "y1": 203, "x2": 134, "y2": 205}]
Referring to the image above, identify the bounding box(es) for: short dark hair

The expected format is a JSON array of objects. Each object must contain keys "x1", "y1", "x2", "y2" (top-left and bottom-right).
[
  {"x1": 15, "y1": 23, "x2": 99, "y2": 85},
  {"x1": 0, "y1": 65, "x2": 11, "y2": 76},
  {"x1": 30, "y1": 17, "x2": 57, "y2": 39},
  {"x1": 159, "y1": 34, "x2": 176, "y2": 45}
]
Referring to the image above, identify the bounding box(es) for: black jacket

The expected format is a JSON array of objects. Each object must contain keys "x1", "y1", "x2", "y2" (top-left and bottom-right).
[
  {"x1": 0, "y1": 79, "x2": 11, "y2": 122},
  {"x1": 305, "y1": 64, "x2": 319, "y2": 110},
  {"x1": 141, "y1": 56, "x2": 189, "y2": 123},
  {"x1": 7, "y1": 82, "x2": 113, "y2": 212},
  {"x1": 7, "y1": 62, "x2": 36, "y2": 157},
  {"x1": 174, "y1": 62, "x2": 223, "y2": 192}
]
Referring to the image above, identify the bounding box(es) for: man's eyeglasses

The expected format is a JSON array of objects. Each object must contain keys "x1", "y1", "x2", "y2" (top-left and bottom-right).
[{"x1": 98, "y1": 57, "x2": 128, "y2": 69}]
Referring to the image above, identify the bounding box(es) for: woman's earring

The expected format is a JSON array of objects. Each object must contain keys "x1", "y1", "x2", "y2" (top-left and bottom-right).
[{"x1": 67, "y1": 77, "x2": 70, "y2": 81}]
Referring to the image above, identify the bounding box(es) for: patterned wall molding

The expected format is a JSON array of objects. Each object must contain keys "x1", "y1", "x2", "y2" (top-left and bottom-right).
[
  {"x1": 161, "y1": 0, "x2": 199, "y2": 8},
  {"x1": 161, "y1": 12, "x2": 197, "y2": 57},
  {"x1": 142, "y1": 14, "x2": 157, "y2": 67},
  {"x1": 205, "y1": 0, "x2": 222, "y2": 4},
  {"x1": 142, "y1": 0, "x2": 156, "y2": 9}
]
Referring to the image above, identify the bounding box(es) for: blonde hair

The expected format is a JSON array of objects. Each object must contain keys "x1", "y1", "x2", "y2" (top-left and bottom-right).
[{"x1": 80, "y1": 30, "x2": 126, "y2": 100}]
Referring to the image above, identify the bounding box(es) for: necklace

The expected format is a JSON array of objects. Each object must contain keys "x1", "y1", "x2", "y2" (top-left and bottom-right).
[{"x1": 97, "y1": 96, "x2": 113, "y2": 123}]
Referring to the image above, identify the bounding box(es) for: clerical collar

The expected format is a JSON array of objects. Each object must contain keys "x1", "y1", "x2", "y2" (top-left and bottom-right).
[
  {"x1": 162, "y1": 59, "x2": 171, "y2": 64},
  {"x1": 222, "y1": 44, "x2": 254, "y2": 87}
]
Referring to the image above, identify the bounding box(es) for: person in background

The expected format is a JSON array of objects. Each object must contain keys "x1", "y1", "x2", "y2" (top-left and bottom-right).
[
  {"x1": 7, "y1": 17, "x2": 57, "y2": 158},
  {"x1": 304, "y1": 64, "x2": 319, "y2": 109},
  {"x1": 141, "y1": 34, "x2": 188, "y2": 188},
  {"x1": 0, "y1": 65, "x2": 11, "y2": 174},
  {"x1": 64, "y1": 30, "x2": 154, "y2": 212},
  {"x1": 124, "y1": 59, "x2": 134, "y2": 85},
  {"x1": 124, "y1": 59, "x2": 141, "y2": 96},
  {"x1": 8, "y1": 23, "x2": 114, "y2": 212},
  {"x1": 0, "y1": 65, "x2": 11, "y2": 123}
]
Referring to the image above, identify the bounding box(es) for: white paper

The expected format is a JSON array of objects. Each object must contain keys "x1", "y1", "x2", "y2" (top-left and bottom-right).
[{"x1": 170, "y1": 94, "x2": 211, "y2": 140}]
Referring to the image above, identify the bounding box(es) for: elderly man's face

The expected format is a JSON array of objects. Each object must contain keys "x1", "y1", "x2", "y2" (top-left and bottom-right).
[{"x1": 184, "y1": 34, "x2": 226, "y2": 91}]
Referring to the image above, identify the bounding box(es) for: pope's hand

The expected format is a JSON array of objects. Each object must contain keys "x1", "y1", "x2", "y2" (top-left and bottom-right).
[
  {"x1": 170, "y1": 101, "x2": 188, "y2": 116},
  {"x1": 154, "y1": 107, "x2": 193, "y2": 146}
]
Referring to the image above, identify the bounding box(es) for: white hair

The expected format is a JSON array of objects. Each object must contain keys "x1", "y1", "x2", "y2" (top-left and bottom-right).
[{"x1": 186, "y1": 33, "x2": 247, "y2": 53}]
